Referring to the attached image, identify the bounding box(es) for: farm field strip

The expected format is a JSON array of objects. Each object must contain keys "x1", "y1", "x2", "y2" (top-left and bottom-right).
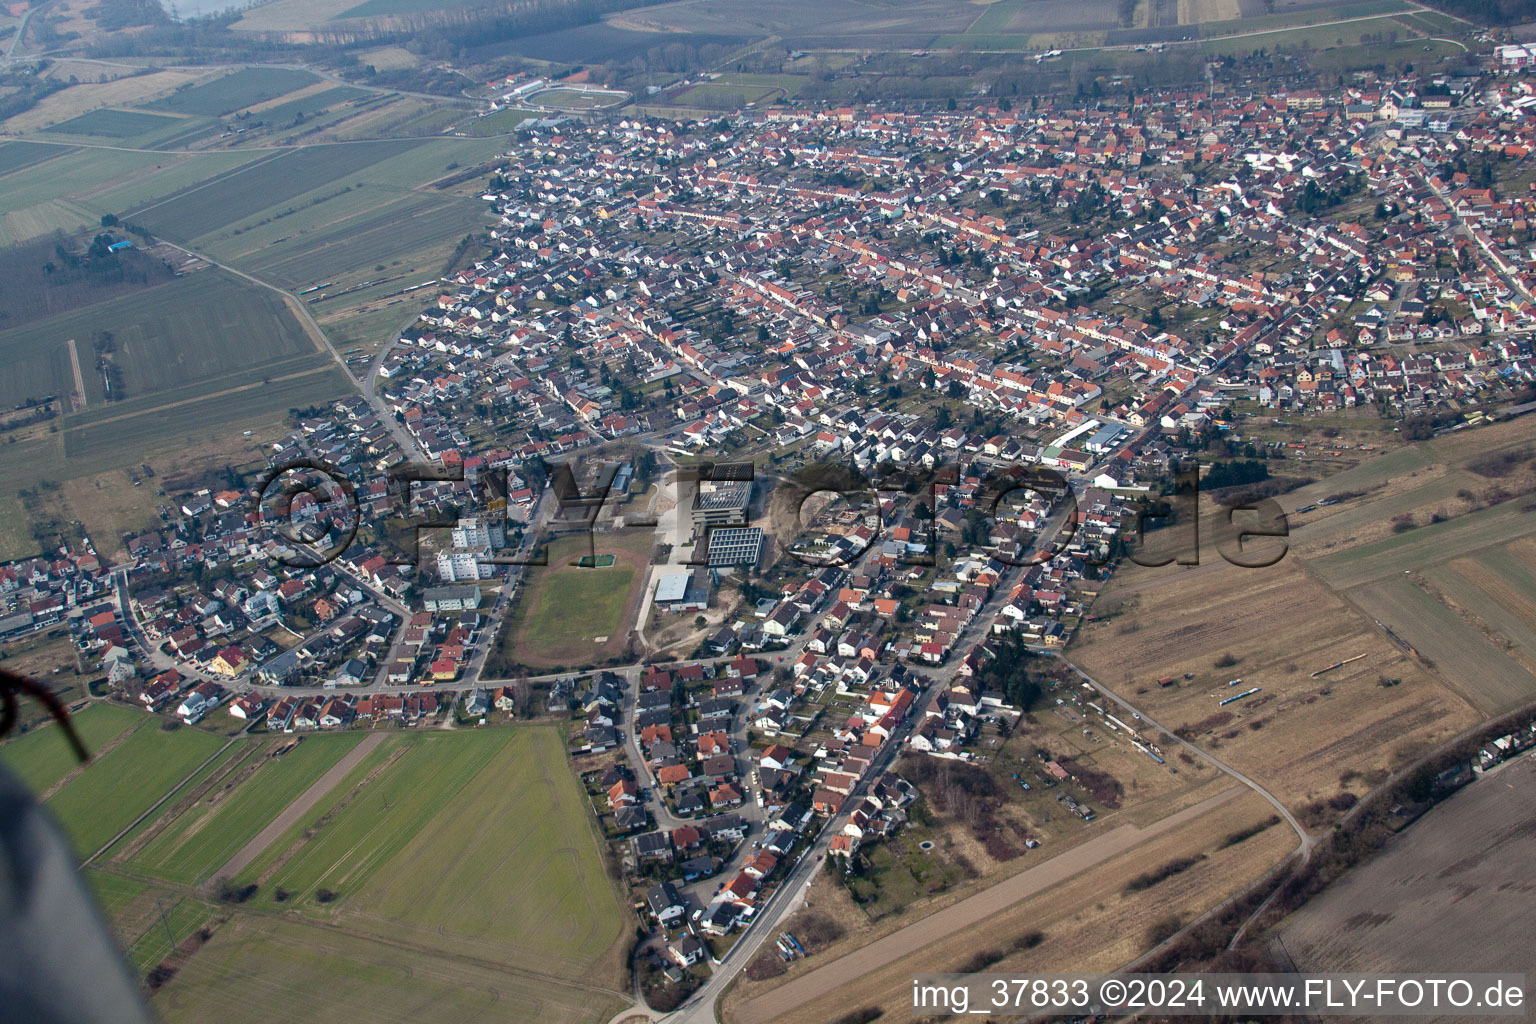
[
  {"x1": 46, "y1": 722, "x2": 229, "y2": 857},
  {"x1": 131, "y1": 140, "x2": 426, "y2": 241},
  {"x1": 58, "y1": 366, "x2": 351, "y2": 472},
  {"x1": 145, "y1": 68, "x2": 320, "y2": 117},
  {"x1": 128, "y1": 734, "x2": 368, "y2": 886},
  {"x1": 1309, "y1": 497, "x2": 1536, "y2": 588},
  {"x1": 344, "y1": 727, "x2": 625, "y2": 971},
  {"x1": 0, "y1": 270, "x2": 320, "y2": 410},
  {"x1": 0, "y1": 140, "x2": 78, "y2": 176},
  {"x1": 0, "y1": 702, "x2": 147, "y2": 794},
  {"x1": 1423, "y1": 560, "x2": 1536, "y2": 670},
  {"x1": 154, "y1": 916, "x2": 625, "y2": 1024},
  {"x1": 1348, "y1": 577, "x2": 1535, "y2": 713},
  {"x1": 239, "y1": 733, "x2": 506, "y2": 906}
]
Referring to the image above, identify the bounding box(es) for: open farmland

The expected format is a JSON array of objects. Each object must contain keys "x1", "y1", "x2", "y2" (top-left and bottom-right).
[
  {"x1": 1072, "y1": 540, "x2": 1480, "y2": 815},
  {"x1": 499, "y1": 531, "x2": 652, "y2": 669},
  {"x1": 155, "y1": 917, "x2": 625, "y2": 1024},
  {"x1": 1282, "y1": 754, "x2": 1536, "y2": 981},
  {"x1": 0, "y1": 269, "x2": 326, "y2": 411},
  {"x1": 58, "y1": 364, "x2": 350, "y2": 470},
  {"x1": 728, "y1": 787, "x2": 1293, "y2": 1024},
  {"x1": 44, "y1": 719, "x2": 229, "y2": 857},
  {"x1": 0, "y1": 140, "x2": 77, "y2": 176},
  {"x1": 138, "y1": 727, "x2": 628, "y2": 1024},
  {"x1": 145, "y1": 68, "x2": 320, "y2": 117},
  {"x1": 0, "y1": 701, "x2": 145, "y2": 794},
  {"x1": 125, "y1": 139, "x2": 425, "y2": 241},
  {"x1": 43, "y1": 109, "x2": 183, "y2": 138},
  {"x1": 1350, "y1": 577, "x2": 1533, "y2": 714},
  {"x1": 121, "y1": 734, "x2": 368, "y2": 886}
]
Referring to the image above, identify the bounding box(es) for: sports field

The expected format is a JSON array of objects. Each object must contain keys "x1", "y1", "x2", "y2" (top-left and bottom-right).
[{"x1": 500, "y1": 532, "x2": 651, "y2": 668}]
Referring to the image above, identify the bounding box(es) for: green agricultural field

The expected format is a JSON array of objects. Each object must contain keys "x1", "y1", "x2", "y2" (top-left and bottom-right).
[
  {"x1": 233, "y1": 731, "x2": 504, "y2": 901},
  {"x1": 59, "y1": 365, "x2": 350, "y2": 472},
  {"x1": 0, "y1": 140, "x2": 76, "y2": 176},
  {"x1": 87, "y1": 868, "x2": 150, "y2": 919},
  {"x1": 1200, "y1": 16, "x2": 1419, "y2": 56},
  {"x1": 1349, "y1": 577, "x2": 1534, "y2": 713},
  {"x1": 0, "y1": 270, "x2": 322, "y2": 411},
  {"x1": 81, "y1": 151, "x2": 275, "y2": 217},
  {"x1": 1311, "y1": 497, "x2": 1536, "y2": 589},
  {"x1": 127, "y1": 895, "x2": 217, "y2": 975},
  {"x1": 1197, "y1": 0, "x2": 1410, "y2": 37},
  {"x1": 128, "y1": 139, "x2": 426, "y2": 241},
  {"x1": 154, "y1": 726, "x2": 628, "y2": 1024},
  {"x1": 44, "y1": 109, "x2": 184, "y2": 138},
  {"x1": 145, "y1": 68, "x2": 320, "y2": 117},
  {"x1": 222, "y1": 191, "x2": 492, "y2": 290},
  {"x1": 46, "y1": 722, "x2": 228, "y2": 857},
  {"x1": 246, "y1": 86, "x2": 370, "y2": 127},
  {"x1": 156, "y1": 917, "x2": 625, "y2": 1024},
  {"x1": 0, "y1": 702, "x2": 146, "y2": 794},
  {"x1": 0, "y1": 147, "x2": 175, "y2": 245},
  {"x1": 128, "y1": 734, "x2": 366, "y2": 886},
  {"x1": 969, "y1": 0, "x2": 1025, "y2": 34},
  {"x1": 346, "y1": 728, "x2": 626, "y2": 972}
]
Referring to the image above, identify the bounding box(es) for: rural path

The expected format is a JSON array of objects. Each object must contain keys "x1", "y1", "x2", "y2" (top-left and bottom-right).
[
  {"x1": 730, "y1": 786, "x2": 1247, "y2": 1024},
  {"x1": 212, "y1": 731, "x2": 386, "y2": 882},
  {"x1": 1056, "y1": 655, "x2": 1315, "y2": 858},
  {"x1": 155, "y1": 239, "x2": 427, "y2": 462}
]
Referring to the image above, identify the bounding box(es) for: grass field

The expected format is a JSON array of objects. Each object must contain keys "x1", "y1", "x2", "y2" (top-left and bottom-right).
[
  {"x1": 44, "y1": 108, "x2": 184, "y2": 138},
  {"x1": 46, "y1": 720, "x2": 228, "y2": 857},
  {"x1": 126, "y1": 734, "x2": 366, "y2": 886},
  {"x1": 143, "y1": 726, "x2": 629, "y2": 1024},
  {"x1": 0, "y1": 702, "x2": 145, "y2": 794},
  {"x1": 145, "y1": 68, "x2": 319, "y2": 117},
  {"x1": 502, "y1": 532, "x2": 651, "y2": 668},
  {"x1": 156, "y1": 916, "x2": 625, "y2": 1024}
]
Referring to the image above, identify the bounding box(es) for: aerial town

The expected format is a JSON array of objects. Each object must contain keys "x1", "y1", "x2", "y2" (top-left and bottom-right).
[{"x1": 7, "y1": 20, "x2": 1536, "y2": 1024}]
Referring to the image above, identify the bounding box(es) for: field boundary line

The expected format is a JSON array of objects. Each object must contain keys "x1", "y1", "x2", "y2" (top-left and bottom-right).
[
  {"x1": 213, "y1": 730, "x2": 386, "y2": 883},
  {"x1": 82, "y1": 730, "x2": 246, "y2": 867}
]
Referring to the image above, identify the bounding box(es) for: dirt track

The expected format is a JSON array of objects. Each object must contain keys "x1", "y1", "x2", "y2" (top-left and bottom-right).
[
  {"x1": 735, "y1": 786, "x2": 1246, "y2": 1024},
  {"x1": 213, "y1": 732, "x2": 385, "y2": 881}
]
